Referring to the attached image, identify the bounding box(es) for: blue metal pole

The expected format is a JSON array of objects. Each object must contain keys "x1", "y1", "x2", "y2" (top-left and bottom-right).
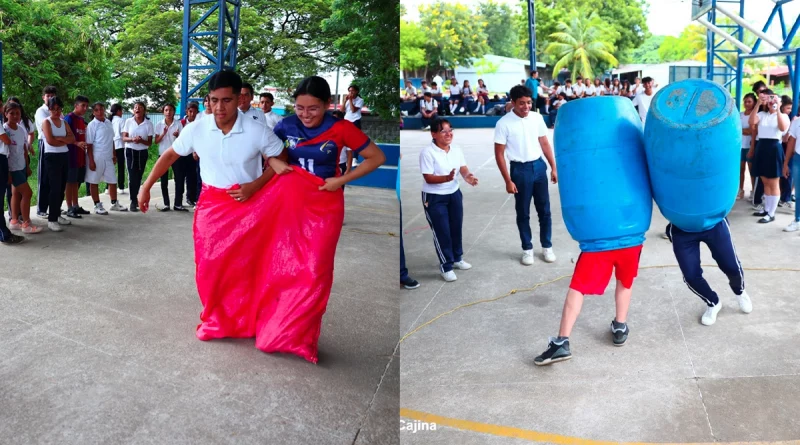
[
  {"x1": 706, "y1": 6, "x2": 714, "y2": 81},
  {"x1": 735, "y1": 0, "x2": 744, "y2": 109},
  {"x1": 794, "y1": 47, "x2": 800, "y2": 117},
  {"x1": 181, "y1": 1, "x2": 190, "y2": 117},
  {"x1": 527, "y1": 0, "x2": 536, "y2": 73},
  {"x1": 217, "y1": 0, "x2": 225, "y2": 72}
]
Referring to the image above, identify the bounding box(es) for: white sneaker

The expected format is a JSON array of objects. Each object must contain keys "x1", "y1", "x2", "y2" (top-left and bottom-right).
[
  {"x1": 521, "y1": 249, "x2": 534, "y2": 266},
  {"x1": 120, "y1": 189, "x2": 129, "y2": 195},
  {"x1": 95, "y1": 203, "x2": 108, "y2": 215},
  {"x1": 784, "y1": 220, "x2": 800, "y2": 232},
  {"x1": 736, "y1": 290, "x2": 753, "y2": 314},
  {"x1": 752, "y1": 203, "x2": 764, "y2": 212},
  {"x1": 542, "y1": 248, "x2": 556, "y2": 263},
  {"x1": 701, "y1": 304, "x2": 722, "y2": 326},
  {"x1": 57, "y1": 216, "x2": 71, "y2": 225},
  {"x1": 103, "y1": 189, "x2": 110, "y2": 195},
  {"x1": 48, "y1": 222, "x2": 63, "y2": 232},
  {"x1": 110, "y1": 202, "x2": 128, "y2": 212},
  {"x1": 441, "y1": 270, "x2": 457, "y2": 282},
  {"x1": 453, "y1": 260, "x2": 472, "y2": 270}
]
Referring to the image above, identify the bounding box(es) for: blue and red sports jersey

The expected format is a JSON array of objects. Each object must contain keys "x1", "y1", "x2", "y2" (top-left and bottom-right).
[
  {"x1": 273, "y1": 114, "x2": 371, "y2": 180},
  {"x1": 64, "y1": 112, "x2": 87, "y2": 168}
]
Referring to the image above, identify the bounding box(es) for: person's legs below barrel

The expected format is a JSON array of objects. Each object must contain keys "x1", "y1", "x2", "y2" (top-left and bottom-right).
[
  {"x1": 422, "y1": 191, "x2": 456, "y2": 278},
  {"x1": 669, "y1": 224, "x2": 721, "y2": 325},
  {"x1": 706, "y1": 219, "x2": 751, "y2": 313},
  {"x1": 532, "y1": 158, "x2": 555, "y2": 262},
  {"x1": 510, "y1": 161, "x2": 534, "y2": 260}
]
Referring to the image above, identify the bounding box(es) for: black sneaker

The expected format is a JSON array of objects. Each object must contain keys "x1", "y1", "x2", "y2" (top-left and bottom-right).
[
  {"x1": 186, "y1": 200, "x2": 197, "y2": 207},
  {"x1": 157, "y1": 204, "x2": 171, "y2": 212},
  {"x1": 611, "y1": 320, "x2": 629, "y2": 346},
  {"x1": 36, "y1": 211, "x2": 48, "y2": 218},
  {"x1": 1, "y1": 234, "x2": 25, "y2": 245},
  {"x1": 753, "y1": 210, "x2": 768, "y2": 217},
  {"x1": 66, "y1": 209, "x2": 82, "y2": 219},
  {"x1": 534, "y1": 337, "x2": 572, "y2": 366},
  {"x1": 758, "y1": 215, "x2": 775, "y2": 223},
  {"x1": 77, "y1": 206, "x2": 90, "y2": 215},
  {"x1": 173, "y1": 205, "x2": 189, "y2": 212},
  {"x1": 401, "y1": 277, "x2": 420, "y2": 290}
]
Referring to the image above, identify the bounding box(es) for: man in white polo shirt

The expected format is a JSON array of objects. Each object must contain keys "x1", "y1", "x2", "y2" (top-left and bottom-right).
[
  {"x1": 239, "y1": 82, "x2": 267, "y2": 125},
  {"x1": 631, "y1": 76, "x2": 655, "y2": 125},
  {"x1": 259, "y1": 92, "x2": 283, "y2": 130},
  {"x1": 494, "y1": 84, "x2": 558, "y2": 265},
  {"x1": 35, "y1": 86, "x2": 58, "y2": 218}
]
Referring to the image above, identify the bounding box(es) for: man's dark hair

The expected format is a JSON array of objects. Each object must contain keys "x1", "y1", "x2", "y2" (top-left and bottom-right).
[
  {"x1": 752, "y1": 80, "x2": 767, "y2": 93},
  {"x1": 109, "y1": 103, "x2": 123, "y2": 119},
  {"x1": 558, "y1": 92, "x2": 567, "y2": 99},
  {"x1": 430, "y1": 118, "x2": 451, "y2": 133},
  {"x1": 292, "y1": 76, "x2": 332, "y2": 102},
  {"x1": 642, "y1": 77, "x2": 653, "y2": 84},
  {"x1": 348, "y1": 84, "x2": 361, "y2": 96},
  {"x1": 553, "y1": 81, "x2": 561, "y2": 87},
  {"x1": 163, "y1": 103, "x2": 176, "y2": 111},
  {"x1": 43, "y1": 86, "x2": 57, "y2": 95},
  {"x1": 260, "y1": 92, "x2": 274, "y2": 101},
  {"x1": 565, "y1": 79, "x2": 572, "y2": 84},
  {"x1": 208, "y1": 69, "x2": 243, "y2": 94},
  {"x1": 47, "y1": 96, "x2": 64, "y2": 110},
  {"x1": 576, "y1": 76, "x2": 583, "y2": 81},
  {"x1": 424, "y1": 92, "x2": 432, "y2": 98},
  {"x1": 187, "y1": 101, "x2": 200, "y2": 110},
  {"x1": 509, "y1": 85, "x2": 533, "y2": 102},
  {"x1": 530, "y1": 71, "x2": 537, "y2": 77},
  {"x1": 241, "y1": 82, "x2": 255, "y2": 96},
  {"x1": 431, "y1": 82, "x2": 438, "y2": 87},
  {"x1": 74, "y1": 95, "x2": 89, "y2": 105}
]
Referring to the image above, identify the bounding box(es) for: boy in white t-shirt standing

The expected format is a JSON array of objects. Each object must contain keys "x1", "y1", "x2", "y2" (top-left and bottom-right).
[
  {"x1": 35, "y1": 86, "x2": 58, "y2": 218},
  {"x1": 342, "y1": 85, "x2": 365, "y2": 129},
  {"x1": 259, "y1": 92, "x2": 283, "y2": 131},
  {"x1": 494, "y1": 85, "x2": 558, "y2": 265},
  {"x1": 86, "y1": 102, "x2": 126, "y2": 214},
  {"x1": 632, "y1": 77, "x2": 656, "y2": 125},
  {"x1": 154, "y1": 104, "x2": 185, "y2": 211}
]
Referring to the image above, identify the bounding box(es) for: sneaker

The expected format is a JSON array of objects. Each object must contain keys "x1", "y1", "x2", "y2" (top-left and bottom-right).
[
  {"x1": 120, "y1": 189, "x2": 129, "y2": 195},
  {"x1": 661, "y1": 231, "x2": 670, "y2": 240},
  {"x1": 66, "y1": 209, "x2": 82, "y2": 219},
  {"x1": 186, "y1": 200, "x2": 197, "y2": 207},
  {"x1": 736, "y1": 190, "x2": 744, "y2": 200},
  {"x1": 453, "y1": 260, "x2": 472, "y2": 270},
  {"x1": 752, "y1": 203, "x2": 764, "y2": 211},
  {"x1": 0, "y1": 234, "x2": 24, "y2": 245},
  {"x1": 611, "y1": 320, "x2": 629, "y2": 346},
  {"x1": 401, "y1": 277, "x2": 421, "y2": 290},
  {"x1": 753, "y1": 210, "x2": 768, "y2": 217},
  {"x1": 110, "y1": 202, "x2": 128, "y2": 212},
  {"x1": 94, "y1": 203, "x2": 108, "y2": 215},
  {"x1": 736, "y1": 290, "x2": 753, "y2": 314},
  {"x1": 36, "y1": 211, "x2": 48, "y2": 218},
  {"x1": 104, "y1": 189, "x2": 110, "y2": 195},
  {"x1": 8, "y1": 220, "x2": 21, "y2": 230},
  {"x1": 130, "y1": 205, "x2": 139, "y2": 213},
  {"x1": 173, "y1": 205, "x2": 189, "y2": 212},
  {"x1": 421, "y1": 126, "x2": 430, "y2": 131},
  {"x1": 701, "y1": 303, "x2": 722, "y2": 326},
  {"x1": 156, "y1": 204, "x2": 171, "y2": 212},
  {"x1": 758, "y1": 215, "x2": 775, "y2": 223},
  {"x1": 57, "y1": 216, "x2": 71, "y2": 225},
  {"x1": 76, "y1": 206, "x2": 90, "y2": 215},
  {"x1": 542, "y1": 248, "x2": 556, "y2": 263},
  {"x1": 21, "y1": 223, "x2": 43, "y2": 234},
  {"x1": 441, "y1": 270, "x2": 457, "y2": 282},
  {"x1": 48, "y1": 222, "x2": 63, "y2": 232},
  {"x1": 533, "y1": 337, "x2": 572, "y2": 366},
  {"x1": 521, "y1": 249, "x2": 534, "y2": 266},
  {"x1": 784, "y1": 220, "x2": 800, "y2": 232}
]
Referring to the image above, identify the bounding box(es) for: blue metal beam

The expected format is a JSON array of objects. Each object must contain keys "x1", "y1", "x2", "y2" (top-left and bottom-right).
[
  {"x1": 794, "y1": 48, "x2": 800, "y2": 116},
  {"x1": 527, "y1": 0, "x2": 536, "y2": 73},
  {"x1": 752, "y1": 4, "x2": 780, "y2": 53}
]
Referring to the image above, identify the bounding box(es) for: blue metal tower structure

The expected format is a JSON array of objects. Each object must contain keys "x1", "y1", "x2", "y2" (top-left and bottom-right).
[
  {"x1": 527, "y1": 0, "x2": 537, "y2": 73},
  {"x1": 697, "y1": 0, "x2": 800, "y2": 114},
  {"x1": 180, "y1": 0, "x2": 241, "y2": 116}
]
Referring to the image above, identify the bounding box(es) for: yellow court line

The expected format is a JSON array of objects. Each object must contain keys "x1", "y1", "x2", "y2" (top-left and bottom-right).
[{"x1": 400, "y1": 408, "x2": 800, "y2": 445}]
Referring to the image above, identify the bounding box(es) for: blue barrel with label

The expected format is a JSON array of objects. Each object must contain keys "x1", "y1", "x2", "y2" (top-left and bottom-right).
[
  {"x1": 554, "y1": 96, "x2": 652, "y2": 252},
  {"x1": 643, "y1": 79, "x2": 740, "y2": 232}
]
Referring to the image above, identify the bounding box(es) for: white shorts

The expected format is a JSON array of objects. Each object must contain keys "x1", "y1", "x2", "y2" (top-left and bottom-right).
[{"x1": 85, "y1": 157, "x2": 117, "y2": 185}]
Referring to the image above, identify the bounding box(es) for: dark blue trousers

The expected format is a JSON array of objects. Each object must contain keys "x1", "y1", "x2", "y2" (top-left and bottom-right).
[
  {"x1": 667, "y1": 220, "x2": 744, "y2": 307},
  {"x1": 0, "y1": 155, "x2": 12, "y2": 241},
  {"x1": 510, "y1": 159, "x2": 552, "y2": 251},
  {"x1": 780, "y1": 151, "x2": 793, "y2": 202},
  {"x1": 37, "y1": 140, "x2": 50, "y2": 214},
  {"x1": 422, "y1": 190, "x2": 463, "y2": 273},
  {"x1": 400, "y1": 204, "x2": 408, "y2": 282}
]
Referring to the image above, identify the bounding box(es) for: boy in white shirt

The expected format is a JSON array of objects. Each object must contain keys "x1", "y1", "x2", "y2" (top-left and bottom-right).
[
  {"x1": 631, "y1": 76, "x2": 656, "y2": 124},
  {"x1": 259, "y1": 92, "x2": 283, "y2": 130},
  {"x1": 86, "y1": 102, "x2": 126, "y2": 213},
  {"x1": 154, "y1": 104, "x2": 185, "y2": 211},
  {"x1": 419, "y1": 92, "x2": 439, "y2": 130},
  {"x1": 35, "y1": 86, "x2": 58, "y2": 218},
  {"x1": 239, "y1": 82, "x2": 267, "y2": 125},
  {"x1": 403, "y1": 81, "x2": 417, "y2": 102}
]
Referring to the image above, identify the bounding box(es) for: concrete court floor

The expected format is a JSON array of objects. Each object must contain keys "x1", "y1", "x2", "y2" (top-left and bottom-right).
[
  {"x1": 400, "y1": 127, "x2": 800, "y2": 444},
  {"x1": 0, "y1": 181, "x2": 400, "y2": 445}
]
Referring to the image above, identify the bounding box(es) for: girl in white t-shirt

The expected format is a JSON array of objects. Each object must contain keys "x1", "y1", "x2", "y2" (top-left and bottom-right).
[
  {"x1": 476, "y1": 79, "x2": 490, "y2": 114},
  {"x1": 611, "y1": 78, "x2": 621, "y2": 96},
  {"x1": 4, "y1": 102, "x2": 42, "y2": 233},
  {"x1": 121, "y1": 101, "x2": 155, "y2": 212},
  {"x1": 419, "y1": 118, "x2": 478, "y2": 282},
  {"x1": 783, "y1": 110, "x2": 800, "y2": 231},
  {"x1": 3, "y1": 96, "x2": 35, "y2": 222},
  {"x1": 739, "y1": 93, "x2": 757, "y2": 200},
  {"x1": 448, "y1": 78, "x2": 462, "y2": 115},
  {"x1": 462, "y1": 80, "x2": 475, "y2": 114},
  {"x1": 749, "y1": 89, "x2": 790, "y2": 223},
  {"x1": 154, "y1": 104, "x2": 184, "y2": 211}
]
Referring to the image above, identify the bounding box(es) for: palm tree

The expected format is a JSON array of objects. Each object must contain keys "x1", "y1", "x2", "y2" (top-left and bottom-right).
[{"x1": 544, "y1": 10, "x2": 618, "y2": 80}]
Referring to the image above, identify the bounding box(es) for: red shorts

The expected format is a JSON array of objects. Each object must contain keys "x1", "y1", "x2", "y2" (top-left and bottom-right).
[{"x1": 569, "y1": 245, "x2": 643, "y2": 295}]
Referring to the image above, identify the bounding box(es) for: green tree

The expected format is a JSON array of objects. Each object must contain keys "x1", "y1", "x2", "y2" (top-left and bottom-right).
[
  {"x1": 545, "y1": 10, "x2": 619, "y2": 80},
  {"x1": 629, "y1": 35, "x2": 665, "y2": 63},
  {"x1": 658, "y1": 24, "x2": 706, "y2": 62},
  {"x1": 400, "y1": 20, "x2": 428, "y2": 76},
  {"x1": 479, "y1": 1, "x2": 519, "y2": 58},
  {"x1": 513, "y1": 1, "x2": 565, "y2": 63},
  {"x1": 419, "y1": 2, "x2": 490, "y2": 71},
  {"x1": 323, "y1": 0, "x2": 399, "y2": 119}
]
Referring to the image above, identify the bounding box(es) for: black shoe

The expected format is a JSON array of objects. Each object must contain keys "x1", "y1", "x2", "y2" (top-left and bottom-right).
[
  {"x1": 401, "y1": 277, "x2": 420, "y2": 290},
  {"x1": 77, "y1": 206, "x2": 90, "y2": 215},
  {"x1": 173, "y1": 205, "x2": 189, "y2": 212},
  {"x1": 753, "y1": 210, "x2": 768, "y2": 217},
  {"x1": 758, "y1": 215, "x2": 775, "y2": 223},
  {"x1": 66, "y1": 209, "x2": 82, "y2": 219},
  {"x1": 130, "y1": 205, "x2": 139, "y2": 213},
  {"x1": 186, "y1": 200, "x2": 196, "y2": 207},
  {"x1": 37, "y1": 211, "x2": 48, "y2": 218},
  {"x1": 1, "y1": 234, "x2": 25, "y2": 245},
  {"x1": 157, "y1": 204, "x2": 171, "y2": 212},
  {"x1": 611, "y1": 320, "x2": 629, "y2": 346},
  {"x1": 534, "y1": 337, "x2": 572, "y2": 366}
]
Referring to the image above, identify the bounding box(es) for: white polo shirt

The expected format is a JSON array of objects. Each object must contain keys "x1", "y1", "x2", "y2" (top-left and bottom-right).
[
  {"x1": 494, "y1": 110, "x2": 548, "y2": 162},
  {"x1": 574, "y1": 84, "x2": 585, "y2": 97},
  {"x1": 241, "y1": 106, "x2": 267, "y2": 125},
  {"x1": 35, "y1": 104, "x2": 50, "y2": 137},
  {"x1": 264, "y1": 111, "x2": 282, "y2": 130},
  {"x1": 420, "y1": 99, "x2": 438, "y2": 112},
  {"x1": 112, "y1": 115, "x2": 125, "y2": 149},
  {"x1": 122, "y1": 117, "x2": 155, "y2": 150},
  {"x1": 585, "y1": 85, "x2": 597, "y2": 97},
  {"x1": 789, "y1": 117, "x2": 800, "y2": 140},
  {"x1": 632, "y1": 92, "x2": 655, "y2": 124},
  {"x1": 419, "y1": 141, "x2": 466, "y2": 195},
  {"x1": 449, "y1": 84, "x2": 462, "y2": 96},
  {"x1": 756, "y1": 111, "x2": 784, "y2": 140},
  {"x1": 154, "y1": 119, "x2": 184, "y2": 155},
  {"x1": 86, "y1": 118, "x2": 116, "y2": 160},
  {"x1": 345, "y1": 96, "x2": 364, "y2": 122},
  {"x1": 171, "y1": 110, "x2": 283, "y2": 189}
]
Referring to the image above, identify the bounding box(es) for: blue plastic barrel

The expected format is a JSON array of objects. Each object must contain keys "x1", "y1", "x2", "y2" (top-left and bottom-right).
[
  {"x1": 643, "y1": 79, "x2": 740, "y2": 232},
  {"x1": 554, "y1": 97, "x2": 652, "y2": 252}
]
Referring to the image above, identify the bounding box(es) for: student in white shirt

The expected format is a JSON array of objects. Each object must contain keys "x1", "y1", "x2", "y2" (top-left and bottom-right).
[
  {"x1": 749, "y1": 88, "x2": 790, "y2": 223},
  {"x1": 403, "y1": 81, "x2": 417, "y2": 102},
  {"x1": 3, "y1": 102, "x2": 41, "y2": 234},
  {"x1": 420, "y1": 80, "x2": 432, "y2": 94},
  {"x1": 573, "y1": 78, "x2": 586, "y2": 99},
  {"x1": 239, "y1": 82, "x2": 267, "y2": 125},
  {"x1": 611, "y1": 78, "x2": 621, "y2": 96},
  {"x1": 782, "y1": 108, "x2": 800, "y2": 231},
  {"x1": 738, "y1": 93, "x2": 757, "y2": 200},
  {"x1": 35, "y1": 86, "x2": 58, "y2": 217},
  {"x1": 476, "y1": 79, "x2": 490, "y2": 114},
  {"x1": 0, "y1": 108, "x2": 24, "y2": 243},
  {"x1": 584, "y1": 78, "x2": 597, "y2": 98},
  {"x1": 341, "y1": 85, "x2": 365, "y2": 129},
  {"x1": 448, "y1": 78, "x2": 463, "y2": 115},
  {"x1": 4, "y1": 96, "x2": 35, "y2": 223},
  {"x1": 419, "y1": 92, "x2": 439, "y2": 130},
  {"x1": 430, "y1": 82, "x2": 444, "y2": 115},
  {"x1": 41, "y1": 96, "x2": 76, "y2": 231},
  {"x1": 563, "y1": 80, "x2": 577, "y2": 101},
  {"x1": 630, "y1": 77, "x2": 644, "y2": 98},
  {"x1": 109, "y1": 103, "x2": 127, "y2": 194},
  {"x1": 494, "y1": 85, "x2": 558, "y2": 265},
  {"x1": 154, "y1": 104, "x2": 185, "y2": 211},
  {"x1": 548, "y1": 92, "x2": 568, "y2": 129},
  {"x1": 779, "y1": 97, "x2": 794, "y2": 207},
  {"x1": 86, "y1": 102, "x2": 126, "y2": 214},
  {"x1": 631, "y1": 76, "x2": 655, "y2": 124},
  {"x1": 419, "y1": 118, "x2": 479, "y2": 282},
  {"x1": 432, "y1": 73, "x2": 444, "y2": 89},
  {"x1": 121, "y1": 101, "x2": 155, "y2": 212},
  {"x1": 259, "y1": 92, "x2": 283, "y2": 130}
]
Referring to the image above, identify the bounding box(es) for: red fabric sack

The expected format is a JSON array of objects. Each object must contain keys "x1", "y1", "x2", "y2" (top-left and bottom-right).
[{"x1": 193, "y1": 166, "x2": 344, "y2": 363}]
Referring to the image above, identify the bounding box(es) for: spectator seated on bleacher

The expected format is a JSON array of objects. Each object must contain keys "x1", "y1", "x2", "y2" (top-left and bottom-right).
[
  {"x1": 476, "y1": 79, "x2": 490, "y2": 115},
  {"x1": 430, "y1": 82, "x2": 446, "y2": 115},
  {"x1": 419, "y1": 92, "x2": 438, "y2": 130},
  {"x1": 548, "y1": 92, "x2": 568, "y2": 129},
  {"x1": 420, "y1": 80, "x2": 432, "y2": 95},
  {"x1": 460, "y1": 80, "x2": 478, "y2": 115},
  {"x1": 447, "y1": 77, "x2": 462, "y2": 115},
  {"x1": 403, "y1": 80, "x2": 418, "y2": 102}
]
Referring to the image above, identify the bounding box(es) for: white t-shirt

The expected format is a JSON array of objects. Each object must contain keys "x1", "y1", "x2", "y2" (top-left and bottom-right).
[
  {"x1": 43, "y1": 117, "x2": 68, "y2": 154},
  {"x1": 155, "y1": 119, "x2": 184, "y2": 155},
  {"x1": 574, "y1": 84, "x2": 586, "y2": 96},
  {"x1": 740, "y1": 112, "x2": 752, "y2": 149},
  {"x1": 430, "y1": 87, "x2": 442, "y2": 95},
  {"x1": 112, "y1": 115, "x2": 125, "y2": 149},
  {"x1": 338, "y1": 146, "x2": 352, "y2": 164},
  {"x1": 122, "y1": 117, "x2": 155, "y2": 150},
  {"x1": 264, "y1": 111, "x2": 283, "y2": 131},
  {"x1": 433, "y1": 75, "x2": 444, "y2": 87},
  {"x1": 344, "y1": 96, "x2": 364, "y2": 122},
  {"x1": 171, "y1": 110, "x2": 283, "y2": 189},
  {"x1": 3, "y1": 123, "x2": 27, "y2": 171},
  {"x1": 756, "y1": 111, "x2": 784, "y2": 140},
  {"x1": 462, "y1": 86, "x2": 473, "y2": 96},
  {"x1": 494, "y1": 110, "x2": 548, "y2": 162},
  {"x1": 421, "y1": 86, "x2": 432, "y2": 94},
  {"x1": 0, "y1": 124, "x2": 8, "y2": 157},
  {"x1": 419, "y1": 141, "x2": 466, "y2": 195},
  {"x1": 564, "y1": 86, "x2": 575, "y2": 97},
  {"x1": 241, "y1": 106, "x2": 267, "y2": 126},
  {"x1": 86, "y1": 118, "x2": 116, "y2": 160},
  {"x1": 789, "y1": 117, "x2": 800, "y2": 140},
  {"x1": 405, "y1": 86, "x2": 417, "y2": 96},
  {"x1": 631, "y1": 84, "x2": 644, "y2": 97},
  {"x1": 632, "y1": 92, "x2": 655, "y2": 123},
  {"x1": 449, "y1": 84, "x2": 462, "y2": 96},
  {"x1": 554, "y1": 99, "x2": 567, "y2": 109},
  {"x1": 585, "y1": 85, "x2": 597, "y2": 97},
  {"x1": 477, "y1": 86, "x2": 488, "y2": 95},
  {"x1": 420, "y1": 99, "x2": 438, "y2": 112}
]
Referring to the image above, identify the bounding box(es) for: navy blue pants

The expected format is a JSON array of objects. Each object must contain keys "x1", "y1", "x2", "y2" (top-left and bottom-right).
[
  {"x1": 37, "y1": 140, "x2": 50, "y2": 214},
  {"x1": 400, "y1": 204, "x2": 408, "y2": 282},
  {"x1": 195, "y1": 159, "x2": 202, "y2": 202},
  {"x1": 667, "y1": 220, "x2": 744, "y2": 307},
  {"x1": 780, "y1": 148, "x2": 793, "y2": 202},
  {"x1": 0, "y1": 155, "x2": 12, "y2": 241},
  {"x1": 422, "y1": 190, "x2": 463, "y2": 273},
  {"x1": 510, "y1": 159, "x2": 552, "y2": 251}
]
